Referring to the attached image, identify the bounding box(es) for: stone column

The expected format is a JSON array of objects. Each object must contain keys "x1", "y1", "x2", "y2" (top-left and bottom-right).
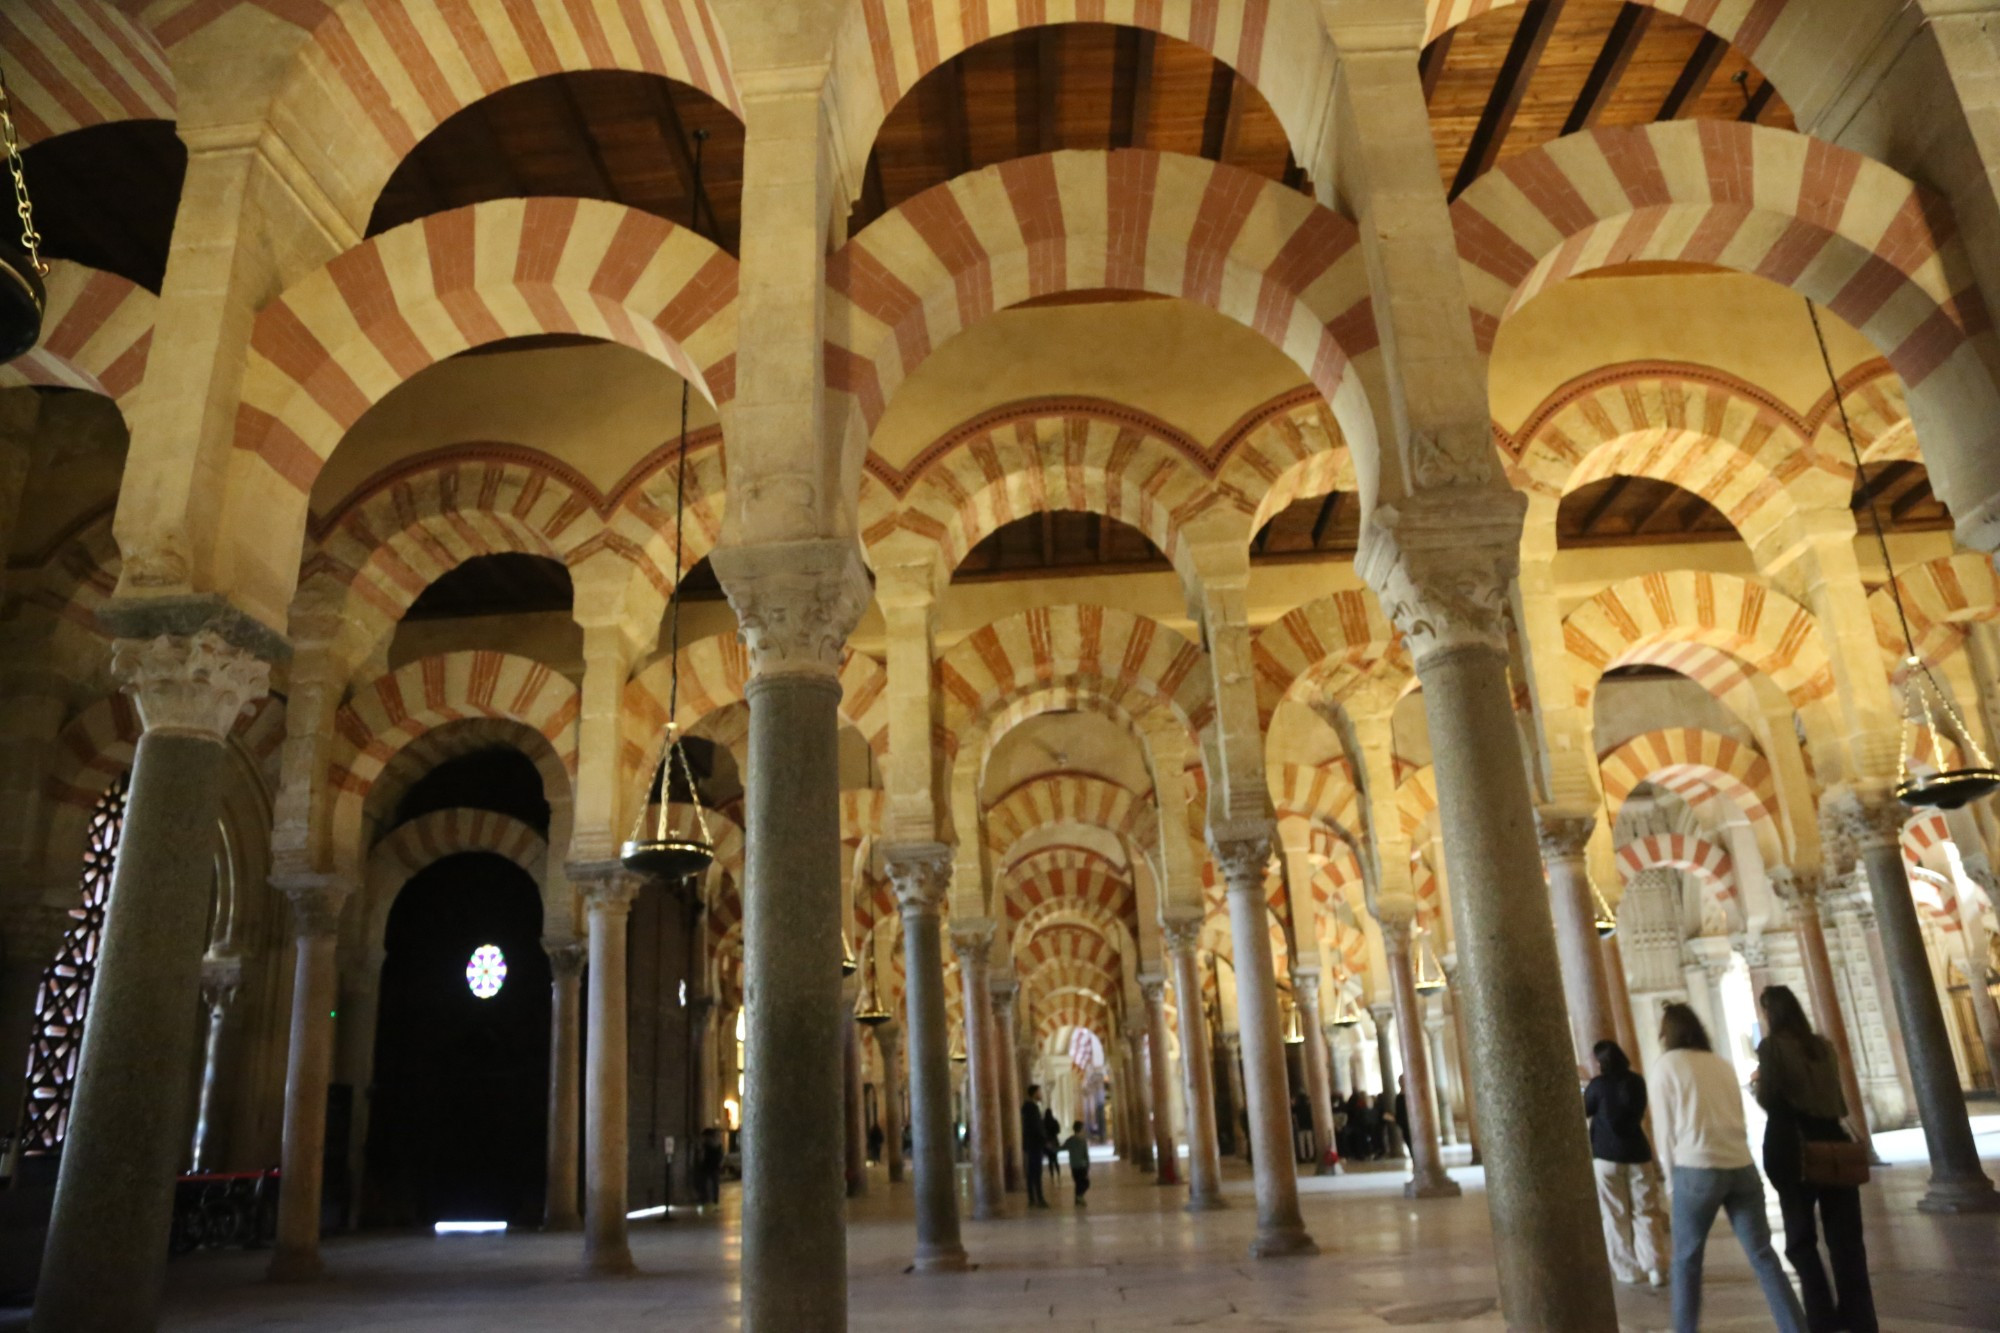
[
  {"x1": 843, "y1": 996, "x2": 868, "y2": 1198},
  {"x1": 1292, "y1": 970, "x2": 1337, "y2": 1172},
  {"x1": 990, "y1": 976, "x2": 1024, "y2": 1192},
  {"x1": 33, "y1": 625, "x2": 271, "y2": 1333},
  {"x1": 1220, "y1": 1032, "x2": 1249, "y2": 1160},
  {"x1": 544, "y1": 940, "x2": 585, "y2": 1230},
  {"x1": 1380, "y1": 916, "x2": 1460, "y2": 1198},
  {"x1": 189, "y1": 953, "x2": 242, "y2": 1173},
  {"x1": 686, "y1": 991, "x2": 718, "y2": 1131},
  {"x1": 1164, "y1": 918, "x2": 1224, "y2": 1208},
  {"x1": 1371, "y1": 1004, "x2": 1399, "y2": 1099},
  {"x1": 886, "y1": 844, "x2": 967, "y2": 1269},
  {"x1": 876, "y1": 1021, "x2": 906, "y2": 1184},
  {"x1": 1537, "y1": 810, "x2": 1618, "y2": 1067},
  {"x1": 269, "y1": 877, "x2": 352, "y2": 1281},
  {"x1": 1328, "y1": 1024, "x2": 1354, "y2": 1099},
  {"x1": 1769, "y1": 870, "x2": 1870, "y2": 1153},
  {"x1": 1140, "y1": 976, "x2": 1180, "y2": 1184},
  {"x1": 1829, "y1": 790, "x2": 1998, "y2": 1211},
  {"x1": 1600, "y1": 932, "x2": 1642, "y2": 1065},
  {"x1": 1424, "y1": 1004, "x2": 1458, "y2": 1145},
  {"x1": 1358, "y1": 498, "x2": 1616, "y2": 1327},
  {"x1": 1211, "y1": 831, "x2": 1316, "y2": 1256},
  {"x1": 954, "y1": 924, "x2": 1006, "y2": 1216},
  {"x1": 578, "y1": 867, "x2": 641, "y2": 1273},
  {"x1": 714, "y1": 541, "x2": 870, "y2": 1329}
]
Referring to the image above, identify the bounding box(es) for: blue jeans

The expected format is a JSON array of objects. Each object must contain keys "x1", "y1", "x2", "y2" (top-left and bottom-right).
[{"x1": 1670, "y1": 1165, "x2": 1807, "y2": 1333}]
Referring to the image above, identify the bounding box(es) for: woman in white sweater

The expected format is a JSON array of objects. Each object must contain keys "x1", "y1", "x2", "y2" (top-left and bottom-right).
[{"x1": 1648, "y1": 1002, "x2": 1806, "y2": 1333}]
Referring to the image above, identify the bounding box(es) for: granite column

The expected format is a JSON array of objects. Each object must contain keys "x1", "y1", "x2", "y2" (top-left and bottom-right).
[
  {"x1": 269, "y1": 877, "x2": 352, "y2": 1281},
  {"x1": 887, "y1": 845, "x2": 967, "y2": 1269},
  {"x1": 545, "y1": 940, "x2": 585, "y2": 1230},
  {"x1": 1164, "y1": 918, "x2": 1224, "y2": 1207}
]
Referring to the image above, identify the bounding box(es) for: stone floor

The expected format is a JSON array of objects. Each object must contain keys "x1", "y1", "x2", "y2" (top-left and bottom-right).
[{"x1": 55, "y1": 1118, "x2": 2000, "y2": 1330}]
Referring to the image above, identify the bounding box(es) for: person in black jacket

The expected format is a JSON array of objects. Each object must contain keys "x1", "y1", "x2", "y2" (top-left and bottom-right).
[
  {"x1": 1020, "y1": 1086, "x2": 1049, "y2": 1207},
  {"x1": 1584, "y1": 1039, "x2": 1667, "y2": 1286}
]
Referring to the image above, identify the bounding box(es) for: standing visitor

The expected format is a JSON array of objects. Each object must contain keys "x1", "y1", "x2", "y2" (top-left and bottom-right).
[
  {"x1": 1021, "y1": 1085, "x2": 1049, "y2": 1208},
  {"x1": 1392, "y1": 1075, "x2": 1410, "y2": 1159},
  {"x1": 1291, "y1": 1089, "x2": 1315, "y2": 1162},
  {"x1": 1755, "y1": 985, "x2": 1876, "y2": 1333},
  {"x1": 1650, "y1": 1002, "x2": 1805, "y2": 1333},
  {"x1": 1043, "y1": 1107, "x2": 1062, "y2": 1185},
  {"x1": 696, "y1": 1126, "x2": 724, "y2": 1209},
  {"x1": 1584, "y1": 1039, "x2": 1668, "y2": 1286},
  {"x1": 1060, "y1": 1121, "x2": 1091, "y2": 1206}
]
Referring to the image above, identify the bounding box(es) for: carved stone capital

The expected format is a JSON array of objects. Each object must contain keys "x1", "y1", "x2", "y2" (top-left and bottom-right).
[
  {"x1": 1292, "y1": 967, "x2": 1321, "y2": 1005},
  {"x1": 1162, "y1": 914, "x2": 1205, "y2": 957},
  {"x1": 1732, "y1": 933, "x2": 1769, "y2": 969},
  {"x1": 276, "y1": 874, "x2": 352, "y2": 939},
  {"x1": 988, "y1": 975, "x2": 1019, "y2": 1007},
  {"x1": 1376, "y1": 912, "x2": 1415, "y2": 953},
  {"x1": 950, "y1": 918, "x2": 996, "y2": 965},
  {"x1": 573, "y1": 862, "x2": 645, "y2": 914},
  {"x1": 1138, "y1": 974, "x2": 1167, "y2": 1009},
  {"x1": 1767, "y1": 867, "x2": 1822, "y2": 914},
  {"x1": 1823, "y1": 786, "x2": 1906, "y2": 854},
  {"x1": 113, "y1": 629, "x2": 271, "y2": 741},
  {"x1": 885, "y1": 841, "x2": 953, "y2": 916},
  {"x1": 1207, "y1": 820, "x2": 1275, "y2": 894},
  {"x1": 545, "y1": 940, "x2": 587, "y2": 979},
  {"x1": 1356, "y1": 487, "x2": 1525, "y2": 664},
  {"x1": 1535, "y1": 808, "x2": 1596, "y2": 862},
  {"x1": 711, "y1": 539, "x2": 870, "y2": 681},
  {"x1": 199, "y1": 952, "x2": 243, "y2": 1013}
]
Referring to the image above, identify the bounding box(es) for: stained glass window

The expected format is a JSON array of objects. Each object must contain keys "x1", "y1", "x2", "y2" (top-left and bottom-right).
[
  {"x1": 18, "y1": 772, "x2": 128, "y2": 1156},
  {"x1": 466, "y1": 945, "x2": 507, "y2": 999}
]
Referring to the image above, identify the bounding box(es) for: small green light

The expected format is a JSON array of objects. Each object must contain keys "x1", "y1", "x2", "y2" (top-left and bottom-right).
[{"x1": 329, "y1": 1010, "x2": 338, "y2": 1019}]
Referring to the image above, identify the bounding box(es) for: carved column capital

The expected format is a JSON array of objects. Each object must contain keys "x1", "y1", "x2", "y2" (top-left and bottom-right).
[
  {"x1": 1138, "y1": 974, "x2": 1167, "y2": 1009},
  {"x1": 1767, "y1": 867, "x2": 1823, "y2": 914},
  {"x1": 199, "y1": 952, "x2": 244, "y2": 1013},
  {"x1": 1356, "y1": 487, "x2": 1525, "y2": 664},
  {"x1": 1376, "y1": 912, "x2": 1415, "y2": 953},
  {"x1": 1822, "y1": 786, "x2": 1906, "y2": 854},
  {"x1": 545, "y1": 940, "x2": 588, "y2": 979},
  {"x1": 112, "y1": 630, "x2": 271, "y2": 741},
  {"x1": 711, "y1": 539, "x2": 870, "y2": 681},
  {"x1": 949, "y1": 918, "x2": 996, "y2": 964},
  {"x1": 988, "y1": 975, "x2": 1018, "y2": 1008},
  {"x1": 572, "y1": 863, "x2": 645, "y2": 915},
  {"x1": 1207, "y1": 821, "x2": 1274, "y2": 894},
  {"x1": 1162, "y1": 914, "x2": 1205, "y2": 957},
  {"x1": 1535, "y1": 807, "x2": 1596, "y2": 862},
  {"x1": 886, "y1": 841, "x2": 953, "y2": 916},
  {"x1": 1292, "y1": 967, "x2": 1321, "y2": 1005},
  {"x1": 275, "y1": 874, "x2": 352, "y2": 940}
]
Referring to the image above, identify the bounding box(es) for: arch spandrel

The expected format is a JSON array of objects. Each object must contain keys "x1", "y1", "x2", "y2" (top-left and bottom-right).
[
  {"x1": 1, "y1": 4, "x2": 174, "y2": 145},
  {"x1": 1867, "y1": 552, "x2": 2000, "y2": 670},
  {"x1": 0, "y1": 264, "x2": 157, "y2": 414}
]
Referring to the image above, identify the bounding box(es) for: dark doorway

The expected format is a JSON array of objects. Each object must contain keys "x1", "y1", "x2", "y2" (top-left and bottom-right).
[{"x1": 365, "y1": 852, "x2": 550, "y2": 1226}]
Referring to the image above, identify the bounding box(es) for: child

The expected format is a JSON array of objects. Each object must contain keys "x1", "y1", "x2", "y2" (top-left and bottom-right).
[{"x1": 1060, "y1": 1121, "x2": 1091, "y2": 1206}]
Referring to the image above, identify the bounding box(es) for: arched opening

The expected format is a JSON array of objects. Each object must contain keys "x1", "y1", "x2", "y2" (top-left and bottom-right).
[
  {"x1": 390, "y1": 746, "x2": 553, "y2": 835},
  {"x1": 1557, "y1": 475, "x2": 1743, "y2": 548},
  {"x1": 954, "y1": 511, "x2": 1170, "y2": 581},
  {"x1": 364, "y1": 852, "x2": 550, "y2": 1227},
  {"x1": 20, "y1": 120, "x2": 186, "y2": 292},
  {"x1": 403, "y1": 553, "x2": 575, "y2": 624}
]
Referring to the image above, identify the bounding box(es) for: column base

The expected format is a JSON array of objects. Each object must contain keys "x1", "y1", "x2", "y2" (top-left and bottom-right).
[
  {"x1": 542, "y1": 1216, "x2": 583, "y2": 1233},
  {"x1": 1316, "y1": 1160, "x2": 1343, "y2": 1177},
  {"x1": 1918, "y1": 1177, "x2": 2000, "y2": 1214},
  {"x1": 887, "y1": 1167, "x2": 905, "y2": 1184},
  {"x1": 970, "y1": 1202, "x2": 1005, "y2": 1221},
  {"x1": 910, "y1": 1244, "x2": 971, "y2": 1273},
  {"x1": 1184, "y1": 1192, "x2": 1227, "y2": 1212},
  {"x1": 847, "y1": 1178, "x2": 869, "y2": 1199},
  {"x1": 1248, "y1": 1224, "x2": 1319, "y2": 1258},
  {"x1": 1405, "y1": 1171, "x2": 1462, "y2": 1199},
  {"x1": 265, "y1": 1250, "x2": 324, "y2": 1283},
  {"x1": 585, "y1": 1245, "x2": 636, "y2": 1275}
]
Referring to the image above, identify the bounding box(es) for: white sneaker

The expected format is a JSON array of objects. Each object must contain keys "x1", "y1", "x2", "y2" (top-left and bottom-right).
[{"x1": 1647, "y1": 1270, "x2": 1665, "y2": 1288}]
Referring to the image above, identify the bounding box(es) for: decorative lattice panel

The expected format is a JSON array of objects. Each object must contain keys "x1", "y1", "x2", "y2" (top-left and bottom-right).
[{"x1": 18, "y1": 772, "x2": 126, "y2": 1156}]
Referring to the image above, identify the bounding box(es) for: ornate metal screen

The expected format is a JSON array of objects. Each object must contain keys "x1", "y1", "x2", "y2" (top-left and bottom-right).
[{"x1": 18, "y1": 772, "x2": 128, "y2": 1156}]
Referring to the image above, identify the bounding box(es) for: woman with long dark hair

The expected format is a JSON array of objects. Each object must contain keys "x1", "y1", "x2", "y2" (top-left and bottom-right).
[
  {"x1": 1756, "y1": 984, "x2": 1876, "y2": 1332},
  {"x1": 1584, "y1": 1039, "x2": 1668, "y2": 1286},
  {"x1": 1649, "y1": 1002, "x2": 1805, "y2": 1333}
]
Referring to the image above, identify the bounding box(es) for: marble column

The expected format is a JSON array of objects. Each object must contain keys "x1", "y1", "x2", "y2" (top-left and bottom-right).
[
  {"x1": 1328, "y1": 1025, "x2": 1354, "y2": 1099},
  {"x1": 1221, "y1": 1032, "x2": 1249, "y2": 1161},
  {"x1": 1446, "y1": 975, "x2": 1482, "y2": 1165},
  {"x1": 876, "y1": 1021, "x2": 906, "y2": 1184},
  {"x1": 33, "y1": 625, "x2": 271, "y2": 1333},
  {"x1": 687, "y1": 992, "x2": 718, "y2": 1131},
  {"x1": 1424, "y1": 1004, "x2": 1458, "y2": 1146},
  {"x1": 990, "y1": 977, "x2": 1024, "y2": 1192},
  {"x1": 1359, "y1": 502, "x2": 1616, "y2": 1327},
  {"x1": 886, "y1": 844, "x2": 967, "y2": 1270},
  {"x1": 544, "y1": 940, "x2": 585, "y2": 1230},
  {"x1": 1381, "y1": 916, "x2": 1460, "y2": 1197},
  {"x1": 1830, "y1": 790, "x2": 1998, "y2": 1211},
  {"x1": 1211, "y1": 830, "x2": 1316, "y2": 1256},
  {"x1": 1140, "y1": 977, "x2": 1180, "y2": 1184},
  {"x1": 1118, "y1": 1038, "x2": 1148, "y2": 1166},
  {"x1": 190, "y1": 953, "x2": 242, "y2": 1173},
  {"x1": 269, "y1": 877, "x2": 352, "y2": 1281},
  {"x1": 579, "y1": 867, "x2": 641, "y2": 1273},
  {"x1": 715, "y1": 541, "x2": 870, "y2": 1330},
  {"x1": 843, "y1": 998, "x2": 868, "y2": 1199},
  {"x1": 1769, "y1": 870, "x2": 1870, "y2": 1154},
  {"x1": 1164, "y1": 918, "x2": 1224, "y2": 1207},
  {"x1": 1600, "y1": 933, "x2": 1642, "y2": 1066},
  {"x1": 1538, "y1": 810, "x2": 1618, "y2": 1067},
  {"x1": 1292, "y1": 970, "x2": 1337, "y2": 1172},
  {"x1": 952, "y1": 922, "x2": 1006, "y2": 1218},
  {"x1": 1371, "y1": 1005, "x2": 1399, "y2": 1100}
]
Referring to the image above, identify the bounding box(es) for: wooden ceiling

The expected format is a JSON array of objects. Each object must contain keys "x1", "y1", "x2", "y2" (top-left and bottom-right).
[
  {"x1": 1554, "y1": 464, "x2": 1952, "y2": 548},
  {"x1": 403, "y1": 552, "x2": 573, "y2": 621},
  {"x1": 21, "y1": 120, "x2": 185, "y2": 293},
  {"x1": 369, "y1": 70, "x2": 746, "y2": 252},
  {"x1": 850, "y1": 24, "x2": 1302, "y2": 232},
  {"x1": 1424, "y1": 0, "x2": 1794, "y2": 198},
  {"x1": 955, "y1": 511, "x2": 1172, "y2": 581},
  {"x1": 1252, "y1": 492, "x2": 1363, "y2": 561}
]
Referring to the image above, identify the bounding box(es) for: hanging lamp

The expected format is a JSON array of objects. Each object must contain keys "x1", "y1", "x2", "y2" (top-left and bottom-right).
[
  {"x1": 1413, "y1": 931, "x2": 1446, "y2": 994},
  {"x1": 853, "y1": 944, "x2": 891, "y2": 1027},
  {"x1": 1810, "y1": 300, "x2": 2000, "y2": 810},
  {"x1": 1591, "y1": 883, "x2": 1618, "y2": 939},
  {"x1": 621, "y1": 130, "x2": 718, "y2": 879},
  {"x1": 1329, "y1": 977, "x2": 1364, "y2": 1028},
  {"x1": 840, "y1": 932, "x2": 858, "y2": 978},
  {"x1": 1282, "y1": 995, "x2": 1305, "y2": 1044},
  {"x1": 0, "y1": 60, "x2": 47, "y2": 364}
]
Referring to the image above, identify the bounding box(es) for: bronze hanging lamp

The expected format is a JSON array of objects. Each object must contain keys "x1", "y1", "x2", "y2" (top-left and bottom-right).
[
  {"x1": 0, "y1": 60, "x2": 47, "y2": 364},
  {"x1": 621, "y1": 130, "x2": 718, "y2": 879},
  {"x1": 1413, "y1": 930, "x2": 1446, "y2": 994},
  {"x1": 1329, "y1": 984, "x2": 1364, "y2": 1028},
  {"x1": 1281, "y1": 993, "x2": 1305, "y2": 1044},
  {"x1": 1591, "y1": 883, "x2": 1619, "y2": 939},
  {"x1": 1810, "y1": 300, "x2": 2000, "y2": 810},
  {"x1": 853, "y1": 942, "x2": 891, "y2": 1027}
]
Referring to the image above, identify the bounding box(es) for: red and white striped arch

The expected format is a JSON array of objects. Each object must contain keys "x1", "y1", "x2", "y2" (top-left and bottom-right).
[
  {"x1": 1452, "y1": 123, "x2": 1990, "y2": 418},
  {"x1": 0, "y1": 0, "x2": 171, "y2": 144},
  {"x1": 14, "y1": 508, "x2": 119, "y2": 635},
  {"x1": 1221, "y1": 392, "x2": 1355, "y2": 534},
  {"x1": 984, "y1": 774, "x2": 1152, "y2": 857},
  {"x1": 1397, "y1": 766, "x2": 1439, "y2": 840},
  {"x1": 1598, "y1": 727, "x2": 1783, "y2": 860},
  {"x1": 828, "y1": 150, "x2": 1378, "y2": 465},
  {"x1": 827, "y1": 1, "x2": 1333, "y2": 194},
  {"x1": 42, "y1": 692, "x2": 140, "y2": 813},
  {"x1": 1003, "y1": 855, "x2": 1139, "y2": 939},
  {"x1": 0, "y1": 263, "x2": 155, "y2": 412},
  {"x1": 368, "y1": 806, "x2": 546, "y2": 882},
  {"x1": 1270, "y1": 761, "x2": 1361, "y2": 840},
  {"x1": 1868, "y1": 552, "x2": 2000, "y2": 671},
  {"x1": 264, "y1": 0, "x2": 739, "y2": 228},
  {"x1": 1251, "y1": 588, "x2": 1403, "y2": 726},
  {"x1": 1564, "y1": 570, "x2": 1833, "y2": 710},
  {"x1": 1616, "y1": 831, "x2": 1738, "y2": 907}
]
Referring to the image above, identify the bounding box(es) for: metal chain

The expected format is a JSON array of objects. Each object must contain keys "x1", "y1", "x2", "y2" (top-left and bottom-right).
[{"x1": 0, "y1": 63, "x2": 46, "y2": 276}]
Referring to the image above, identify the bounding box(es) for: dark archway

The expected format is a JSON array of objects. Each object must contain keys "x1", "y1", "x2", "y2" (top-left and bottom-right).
[{"x1": 365, "y1": 852, "x2": 550, "y2": 1226}]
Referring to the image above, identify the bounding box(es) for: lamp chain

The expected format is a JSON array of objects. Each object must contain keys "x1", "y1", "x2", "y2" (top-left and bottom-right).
[{"x1": 0, "y1": 61, "x2": 45, "y2": 276}]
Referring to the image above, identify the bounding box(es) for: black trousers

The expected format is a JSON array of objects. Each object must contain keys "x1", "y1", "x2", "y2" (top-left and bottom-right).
[
  {"x1": 1070, "y1": 1166, "x2": 1089, "y2": 1201},
  {"x1": 1775, "y1": 1180, "x2": 1876, "y2": 1333},
  {"x1": 1025, "y1": 1151, "x2": 1047, "y2": 1205}
]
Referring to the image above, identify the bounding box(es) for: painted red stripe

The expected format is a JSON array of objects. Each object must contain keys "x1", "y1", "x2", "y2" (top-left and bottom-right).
[
  {"x1": 314, "y1": 13, "x2": 417, "y2": 155},
  {"x1": 26, "y1": 1, "x2": 153, "y2": 120},
  {"x1": 436, "y1": 0, "x2": 509, "y2": 94},
  {"x1": 499, "y1": 0, "x2": 564, "y2": 78},
  {"x1": 1183, "y1": 166, "x2": 1261, "y2": 305},
  {"x1": 366, "y1": 0, "x2": 461, "y2": 127}
]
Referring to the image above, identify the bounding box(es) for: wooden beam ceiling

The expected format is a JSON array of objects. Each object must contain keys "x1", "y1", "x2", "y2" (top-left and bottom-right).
[
  {"x1": 1451, "y1": 0, "x2": 1568, "y2": 199},
  {"x1": 1561, "y1": 2, "x2": 1650, "y2": 135},
  {"x1": 1657, "y1": 31, "x2": 1728, "y2": 119}
]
